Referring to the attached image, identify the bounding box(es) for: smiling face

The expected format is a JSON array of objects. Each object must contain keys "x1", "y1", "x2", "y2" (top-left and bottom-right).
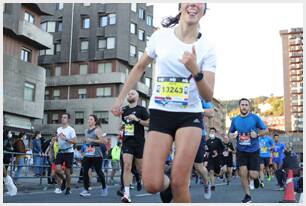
[
  {"x1": 127, "y1": 90, "x2": 139, "y2": 104},
  {"x1": 179, "y1": 3, "x2": 206, "y2": 25}
]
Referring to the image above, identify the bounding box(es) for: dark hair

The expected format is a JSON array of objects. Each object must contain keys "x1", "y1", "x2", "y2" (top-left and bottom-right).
[
  {"x1": 209, "y1": 127, "x2": 217, "y2": 132},
  {"x1": 18, "y1": 132, "x2": 25, "y2": 139},
  {"x1": 273, "y1": 133, "x2": 279, "y2": 137},
  {"x1": 62, "y1": 112, "x2": 71, "y2": 119},
  {"x1": 34, "y1": 131, "x2": 41, "y2": 137},
  {"x1": 239, "y1": 98, "x2": 250, "y2": 105},
  {"x1": 161, "y1": 3, "x2": 207, "y2": 28},
  {"x1": 89, "y1": 114, "x2": 101, "y2": 127}
]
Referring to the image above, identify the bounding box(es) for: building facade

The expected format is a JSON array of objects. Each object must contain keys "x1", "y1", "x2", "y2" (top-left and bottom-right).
[
  {"x1": 279, "y1": 28, "x2": 303, "y2": 132},
  {"x1": 33, "y1": 3, "x2": 154, "y2": 140},
  {"x1": 203, "y1": 98, "x2": 226, "y2": 137},
  {"x1": 3, "y1": 3, "x2": 53, "y2": 134}
]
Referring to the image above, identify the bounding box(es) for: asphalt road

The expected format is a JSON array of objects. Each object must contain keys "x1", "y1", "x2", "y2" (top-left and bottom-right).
[{"x1": 3, "y1": 176, "x2": 298, "y2": 203}]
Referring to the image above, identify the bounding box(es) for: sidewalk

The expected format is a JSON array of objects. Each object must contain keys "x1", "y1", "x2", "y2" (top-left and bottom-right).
[{"x1": 5, "y1": 171, "x2": 121, "y2": 194}]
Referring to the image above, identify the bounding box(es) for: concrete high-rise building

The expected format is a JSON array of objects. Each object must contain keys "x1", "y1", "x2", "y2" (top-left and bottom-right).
[
  {"x1": 280, "y1": 27, "x2": 303, "y2": 132},
  {"x1": 3, "y1": 3, "x2": 53, "y2": 134},
  {"x1": 33, "y1": 3, "x2": 154, "y2": 140}
]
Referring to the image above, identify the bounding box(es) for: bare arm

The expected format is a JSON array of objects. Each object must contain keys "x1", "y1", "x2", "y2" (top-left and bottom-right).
[
  {"x1": 203, "y1": 108, "x2": 214, "y2": 118},
  {"x1": 194, "y1": 70, "x2": 215, "y2": 102},
  {"x1": 95, "y1": 128, "x2": 107, "y2": 144},
  {"x1": 111, "y1": 53, "x2": 152, "y2": 116}
]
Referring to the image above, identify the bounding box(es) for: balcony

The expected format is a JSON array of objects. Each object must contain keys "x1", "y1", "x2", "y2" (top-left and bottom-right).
[
  {"x1": 290, "y1": 70, "x2": 303, "y2": 76},
  {"x1": 136, "y1": 82, "x2": 150, "y2": 96},
  {"x1": 46, "y1": 72, "x2": 126, "y2": 87},
  {"x1": 290, "y1": 76, "x2": 303, "y2": 82},
  {"x1": 290, "y1": 64, "x2": 303, "y2": 70},
  {"x1": 17, "y1": 20, "x2": 53, "y2": 49}
]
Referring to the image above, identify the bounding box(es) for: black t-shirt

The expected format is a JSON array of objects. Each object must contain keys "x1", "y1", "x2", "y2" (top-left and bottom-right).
[
  {"x1": 122, "y1": 105, "x2": 149, "y2": 145},
  {"x1": 222, "y1": 142, "x2": 235, "y2": 159},
  {"x1": 206, "y1": 137, "x2": 224, "y2": 159}
]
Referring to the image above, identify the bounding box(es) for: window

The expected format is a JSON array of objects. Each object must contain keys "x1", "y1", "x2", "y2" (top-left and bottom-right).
[
  {"x1": 83, "y1": 3, "x2": 90, "y2": 6},
  {"x1": 99, "y1": 16, "x2": 108, "y2": 27},
  {"x1": 107, "y1": 37, "x2": 115, "y2": 49},
  {"x1": 139, "y1": 8, "x2": 145, "y2": 19},
  {"x1": 146, "y1": 35, "x2": 150, "y2": 44},
  {"x1": 39, "y1": 50, "x2": 46, "y2": 56},
  {"x1": 46, "y1": 44, "x2": 54, "y2": 55},
  {"x1": 98, "y1": 63, "x2": 112, "y2": 73},
  {"x1": 96, "y1": 87, "x2": 111, "y2": 97},
  {"x1": 138, "y1": 29, "x2": 145, "y2": 41},
  {"x1": 80, "y1": 40, "x2": 89, "y2": 51},
  {"x1": 138, "y1": 51, "x2": 143, "y2": 60},
  {"x1": 55, "y1": 66, "x2": 61, "y2": 76},
  {"x1": 45, "y1": 90, "x2": 49, "y2": 100},
  {"x1": 109, "y1": 14, "x2": 116, "y2": 25},
  {"x1": 20, "y1": 47, "x2": 31, "y2": 62},
  {"x1": 57, "y1": 3, "x2": 64, "y2": 10},
  {"x1": 43, "y1": 113, "x2": 48, "y2": 124},
  {"x1": 98, "y1": 38, "x2": 106, "y2": 49},
  {"x1": 46, "y1": 69, "x2": 51, "y2": 77},
  {"x1": 75, "y1": 112, "x2": 84, "y2": 125},
  {"x1": 131, "y1": 3, "x2": 137, "y2": 12},
  {"x1": 145, "y1": 77, "x2": 151, "y2": 88},
  {"x1": 94, "y1": 111, "x2": 109, "y2": 124},
  {"x1": 141, "y1": 99, "x2": 146, "y2": 107},
  {"x1": 40, "y1": 21, "x2": 56, "y2": 32},
  {"x1": 79, "y1": 64, "x2": 88, "y2": 75},
  {"x1": 81, "y1": 16, "x2": 90, "y2": 29},
  {"x1": 146, "y1": 15, "x2": 153, "y2": 26},
  {"x1": 53, "y1": 90, "x2": 60, "y2": 100},
  {"x1": 24, "y1": 82, "x2": 35, "y2": 101},
  {"x1": 24, "y1": 11, "x2": 34, "y2": 24},
  {"x1": 57, "y1": 21, "x2": 62, "y2": 32},
  {"x1": 55, "y1": 43, "x2": 61, "y2": 53},
  {"x1": 130, "y1": 23, "x2": 136, "y2": 34},
  {"x1": 78, "y1": 88, "x2": 87, "y2": 99},
  {"x1": 130, "y1": 45, "x2": 136, "y2": 57},
  {"x1": 52, "y1": 114, "x2": 59, "y2": 124}
]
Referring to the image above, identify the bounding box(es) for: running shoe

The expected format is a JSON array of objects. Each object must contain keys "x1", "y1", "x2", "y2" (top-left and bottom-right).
[
  {"x1": 254, "y1": 178, "x2": 260, "y2": 189},
  {"x1": 54, "y1": 188, "x2": 62, "y2": 194},
  {"x1": 160, "y1": 184, "x2": 173, "y2": 203},
  {"x1": 211, "y1": 185, "x2": 216, "y2": 191},
  {"x1": 61, "y1": 179, "x2": 66, "y2": 191},
  {"x1": 242, "y1": 194, "x2": 252, "y2": 203},
  {"x1": 136, "y1": 182, "x2": 142, "y2": 191},
  {"x1": 121, "y1": 193, "x2": 132, "y2": 203},
  {"x1": 80, "y1": 189, "x2": 91, "y2": 197},
  {"x1": 203, "y1": 184, "x2": 212, "y2": 199},
  {"x1": 65, "y1": 187, "x2": 71, "y2": 195},
  {"x1": 259, "y1": 179, "x2": 264, "y2": 188},
  {"x1": 249, "y1": 180, "x2": 255, "y2": 190},
  {"x1": 101, "y1": 187, "x2": 108, "y2": 197},
  {"x1": 267, "y1": 175, "x2": 272, "y2": 181}
]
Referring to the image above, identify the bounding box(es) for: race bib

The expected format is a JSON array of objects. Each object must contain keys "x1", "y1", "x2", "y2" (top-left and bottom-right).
[
  {"x1": 261, "y1": 147, "x2": 267, "y2": 153},
  {"x1": 238, "y1": 134, "x2": 251, "y2": 146},
  {"x1": 223, "y1": 151, "x2": 229, "y2": 157},
  {"x1": 273, "y1": 152, "x2": 279, "y2": 158},
  {"x1": 155, "y1": 77, "x2": 190, "y2": 107},
  {"x1": 124, "y1": 124, "x2": 135, "y2": 136},
  {"x1": 85, "y1": 145, "x2": 95, "y2": 156}
]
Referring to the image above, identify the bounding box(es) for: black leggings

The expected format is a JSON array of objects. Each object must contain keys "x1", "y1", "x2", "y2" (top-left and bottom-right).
[
  {"x1": 83, "y1": 156, "x2": 106, "y2": 190},
  {"x1": 120, "y1": 153, "x2": 141, "y2": 190}
]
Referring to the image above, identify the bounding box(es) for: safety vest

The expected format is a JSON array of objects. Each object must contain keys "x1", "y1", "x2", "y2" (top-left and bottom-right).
[{"x1": 111, "y1": 146, "x2": 121, "y2": 161}]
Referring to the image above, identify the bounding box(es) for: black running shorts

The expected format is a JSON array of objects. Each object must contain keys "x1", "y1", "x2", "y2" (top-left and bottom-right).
[
  {"x1": 149, "y1": 109, "x2": 203, "y2": 139},
  {"x1": 54, "y1": 152, "x2": 74, "y2": 169},
  {"x1": 236, "y1": 150, "x2": 260, "y2": 171},
  {"x1": 122, "y1": 141, "x2": 144, "y2": 159},
  {"x1": 260, "y1": 157, "x2": 270, "y2": 167}
]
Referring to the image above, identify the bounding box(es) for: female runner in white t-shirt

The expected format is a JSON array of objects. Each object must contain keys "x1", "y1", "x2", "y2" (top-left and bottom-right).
[{"x1": 112, "y1": 3, "x2": 216, "y2": 203}]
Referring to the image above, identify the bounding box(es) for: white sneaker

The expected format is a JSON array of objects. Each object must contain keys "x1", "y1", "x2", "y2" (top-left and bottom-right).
[
  {"x1": 54, "y1": 188, "x2": 62, "y2": 194},
  {"x1": 80, "y1": 189, "x2": 91, "y2": 197},
  {"x1": 203, "y1": 184, "x2": 212, "y2": 199},
  {"x1": 88, "y1": 187, "x2": 92, "y2": 191},
  {"x1": 249, "y1": 179, "x2": 255, "y2": 190},
  {"x1": 4, "y1": 176, "x2": 17, "y2": 196},
  {"x1": 121, "y1": 193, "x2": 132, "y2": 203}
]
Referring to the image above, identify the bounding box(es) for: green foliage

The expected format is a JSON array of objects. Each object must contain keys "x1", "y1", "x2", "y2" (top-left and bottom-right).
[{"x1": 221, "y1": 96, "x2": 284, "y2": 117}]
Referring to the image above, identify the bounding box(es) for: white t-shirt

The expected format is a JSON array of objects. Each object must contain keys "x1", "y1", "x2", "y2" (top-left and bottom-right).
[
  {"x1": 145, "y1": 27, "x2": 216, "y2": 113},
  {"x1": 57, "y1": 126, "x2": 76, "y2": 153}
]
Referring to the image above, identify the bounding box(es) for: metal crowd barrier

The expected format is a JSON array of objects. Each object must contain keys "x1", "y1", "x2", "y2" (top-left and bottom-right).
[{"x1": 3, "y1": 151, "x2": 122, "y2": 185}]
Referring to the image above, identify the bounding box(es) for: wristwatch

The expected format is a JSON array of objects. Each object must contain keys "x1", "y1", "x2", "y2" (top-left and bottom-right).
[{"x1": 193, "y1": 72, "x2": 204, "y2": 82}]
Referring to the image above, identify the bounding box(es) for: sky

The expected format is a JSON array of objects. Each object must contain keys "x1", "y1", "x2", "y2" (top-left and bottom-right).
[{"x1": 150, "y1": 3, "x2": 303, "y2": 101}]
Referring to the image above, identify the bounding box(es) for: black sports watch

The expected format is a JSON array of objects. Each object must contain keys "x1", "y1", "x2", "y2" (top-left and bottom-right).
[{"x1": 193, "y1": 72, "x2": 204, "y2": 82}]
